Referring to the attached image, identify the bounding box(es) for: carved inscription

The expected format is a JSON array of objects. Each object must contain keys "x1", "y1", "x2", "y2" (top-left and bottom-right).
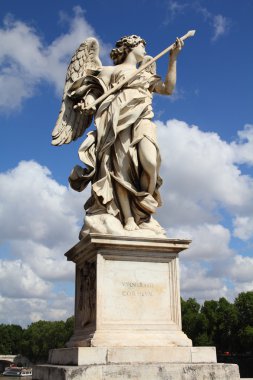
[
  {"x1": 121, "y1": 281, "x2": 154, "y2": 296},
  {"x1": 101, "y1": 261, "x2": 173, "y2": 323}
]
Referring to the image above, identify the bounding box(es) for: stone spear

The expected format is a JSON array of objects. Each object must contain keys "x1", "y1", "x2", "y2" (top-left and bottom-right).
[{"x1": 83, "y1": 30, "x2": 196, "y2": 111}]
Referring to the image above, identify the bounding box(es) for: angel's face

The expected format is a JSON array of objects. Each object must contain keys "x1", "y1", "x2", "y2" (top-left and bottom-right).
[{"x1": 131, "y1": 42, "x2": 146, "y2": 63}]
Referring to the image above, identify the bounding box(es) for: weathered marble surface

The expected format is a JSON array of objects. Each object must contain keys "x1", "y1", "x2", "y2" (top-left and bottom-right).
[
  {"x1": 48, "y1": 346, "x2": 217, "y2": 365},
  {"x1": 52, "y1": 34, "x2": 185, "y2": 236},
  {"x1": 33, "y1": 362, "x2": 240, "y2": 380},
  {"x1": 65, "y1": 234, "x2": 192, "y2": 348},
  {"x1": 79, "y1": 214, "x2": 167, "y2": 239},
  {"x1": 33, "y1": 234, "x2": 241, "y2": 380}
]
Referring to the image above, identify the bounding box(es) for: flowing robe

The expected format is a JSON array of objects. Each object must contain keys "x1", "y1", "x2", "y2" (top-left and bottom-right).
[{"x1": 69, "y1": 68, "x2": 163, "y2": 225}]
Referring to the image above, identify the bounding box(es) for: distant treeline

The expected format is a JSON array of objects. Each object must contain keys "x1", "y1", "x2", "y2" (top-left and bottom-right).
[
  {"x1": 0, "y1": 291, "x2": 252, "y2": 363},
  {"x1": 181, "y1": 291, "x2": 253, "y2": 355},
  {"x1": 0, "y1": 316, "x2": 74, "y2": 363}
]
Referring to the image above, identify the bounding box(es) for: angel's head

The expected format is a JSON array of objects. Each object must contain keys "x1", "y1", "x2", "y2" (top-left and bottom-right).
[{"x1": 110, "y1": 35, "x2": 146, "y2": 65}]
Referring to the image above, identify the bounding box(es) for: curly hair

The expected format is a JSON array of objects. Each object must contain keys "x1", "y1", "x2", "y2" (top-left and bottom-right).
[{"x1": 110, "y1": 35, "x2": 146, "y2": 65}]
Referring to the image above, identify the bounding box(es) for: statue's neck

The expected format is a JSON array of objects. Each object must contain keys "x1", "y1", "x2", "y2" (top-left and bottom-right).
[{"x1": 123, "y1": 53, "x2": 138, "y2": 67}]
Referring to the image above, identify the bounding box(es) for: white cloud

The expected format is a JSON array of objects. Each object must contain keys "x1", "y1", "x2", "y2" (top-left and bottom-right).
[
  {"x1": 232, "y1": 124, "x2": 253, "y2": 166},
  {"x1": 0, "y1": 259, "x2": 51, "y2": 298},
  {"x1": 0, "y1": 160, "x2": 90, "y2": 281},
  {"x1": 157, "y1": 119, "x2": 253, "y2": 222},
  {"x1": 0, "y1": 160, "x2": 86, "y2": 325},
  {"x1": 164, "y1": 2, "x2": 230, "y2": 41},
  {"x1": 0, "y1": 7, "x2": 111, "y2": 112},
  {"x1": 164, "y1": 1, "x2": 188, "y2": 24},
  {"x1": 228, "y1": 254, "x2": 253, "y2": 295},
  {"x1": 212, "y1": 14, "x2": 230, "y2": 41},
  {"x1": 233, "y1": 216, "x2": 253, "y2": 241},
  {"x1": 180, "y1": 262, "x2": 229, "y2": 303},
  {"x1": 9, "y1": 240, "x2": 75, "y2": 282},
  {"x1": 168, "y1": 222, "x2": 234, "y2": 302},
  {"x1": 168, "y1": 223, "x2": 233, "y2": 261},
  {"x1": 0, "y1": 294, "x2": 74, "y2": 326},
  {"x1": 155, "y1": 118, "x2": 253, "y2": 302},
  {"x1": 231, "y1": 255, "x2": 253, "y2": 282},
  {"x1": 0, "y1": 160, "x2": 83, "y2": 247},
  {"x1": 0, "y1": 65, "x2": 36, "y2": 110},
  {"x1": 190, "y1": 3, "x2": 230, "y2": 41},
  {"x1": 232, "y1": 281, "x2": 253, "y2": 294}
]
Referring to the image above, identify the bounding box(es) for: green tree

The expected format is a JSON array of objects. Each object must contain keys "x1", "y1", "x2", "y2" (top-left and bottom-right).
[
  {"x1": 215, "y1": 297, "x2": 238, "y2": 353},
  {"x1": 234, "y1": 291, "x2": 253, "y2": 327},
  {"x1": 181, "y1": 298, "x2": 210, "y2": 345},
  {"x1": 181, "y1": 297, "x2": 200, "y2": 339},
  {"x1": 0, "y1": 324, "x2": 23, "y2": 354},
  {"x1": 65, "y1": 316, "x2": 74, "y2": 341},
  {"x1": 234, "y1": 291, "x2": 253, "y2": 353},
  {"x1": 20, "y1": 319, "x2": 73, "y2": 363},
  {"x1": 239, "y1": 325, "x2": 253, "y2": 353},
  {"x1": 201, "y1": 300, "x2": 219, "y2": 345}
]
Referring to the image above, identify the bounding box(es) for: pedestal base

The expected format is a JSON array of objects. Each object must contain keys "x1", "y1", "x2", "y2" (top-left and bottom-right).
[
  {"x1": 32, "y1": 235, "x2": 240, "y2": 379},
  {"x1": 65, "y1": 234, "x2": 193, "y2": 348},
  {"x1": 32, "y1": 346, "x2": 240, "y2": 380},
  {"x1": 48, "y1": 346, "x2": 217, "y2": 365},
  {"x1": 33, "y1": 363, "x2": 240, "y2": 380}
]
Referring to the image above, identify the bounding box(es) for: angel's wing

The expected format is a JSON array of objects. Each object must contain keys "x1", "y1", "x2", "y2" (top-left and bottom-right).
[
  {"x1": 140, "y1": 55, "x2": 156, "y2": 75},
  {"x1": 52, "y1": 37, "x2": 102, "y2": 146}
]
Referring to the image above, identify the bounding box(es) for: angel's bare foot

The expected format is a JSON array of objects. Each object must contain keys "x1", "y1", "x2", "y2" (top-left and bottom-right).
[
  {"x1": 139, "y1": 217, "x2": 166, "y2": 235},
  {"x1": 124, "y1": 217, "x2": 139, "y2": 231}
]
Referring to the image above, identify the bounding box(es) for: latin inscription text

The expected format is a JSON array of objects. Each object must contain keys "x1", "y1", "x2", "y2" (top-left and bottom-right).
[{"x1": 121, "y1": 281, "x2": 154, "y2": 296}]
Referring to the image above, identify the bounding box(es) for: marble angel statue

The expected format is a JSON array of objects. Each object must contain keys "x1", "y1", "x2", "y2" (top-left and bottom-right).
[{"x1": 52, "y1": 34, "x2": 185, "y2": 238}]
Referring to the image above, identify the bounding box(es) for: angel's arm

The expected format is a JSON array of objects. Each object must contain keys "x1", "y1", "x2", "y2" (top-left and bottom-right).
[
  {"x1": 72, "y1": 66, "x2": 114, "y2": 113},
  {"x1": 73, "y1": 92, "x2": 97, "y2": 114},
  {"x1": 154, "y1": 38, "x2": 184, "y2": 95}
]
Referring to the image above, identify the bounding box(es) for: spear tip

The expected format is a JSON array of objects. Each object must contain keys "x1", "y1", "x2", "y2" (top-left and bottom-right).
[
  {"x1": 181, "y1": 30, "x2": 196, "y2": 41},
  {"x1": 188, "y1": 30, "x2": 196, "y2": 37}
]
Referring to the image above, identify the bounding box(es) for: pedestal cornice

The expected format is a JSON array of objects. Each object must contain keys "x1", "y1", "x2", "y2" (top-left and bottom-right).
[{"x1": 65, "y1": 233, "x2": 191, "y2": 265}]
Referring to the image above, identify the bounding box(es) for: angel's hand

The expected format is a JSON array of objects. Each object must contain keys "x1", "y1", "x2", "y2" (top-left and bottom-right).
[
  {"x1": 84, "y1": 94, "x2": 97, "y2": 113},
  {"x1": 170, "y1": 37, "x2": 184, "y2": 59},
  {"x1": 74, "y1": 94, "x2": 96, "y2": 114},
  {"x1": 74, "y1": 100, "x2": 86, "y2": 112}
]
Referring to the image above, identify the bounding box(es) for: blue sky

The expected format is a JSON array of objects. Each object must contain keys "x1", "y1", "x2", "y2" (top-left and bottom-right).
[{"x1": 0, "y1": 0, "x2": 253, "y2": 326}]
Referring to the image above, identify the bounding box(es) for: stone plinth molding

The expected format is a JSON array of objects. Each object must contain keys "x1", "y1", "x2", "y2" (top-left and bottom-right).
[{"x1": 65, "y1": 234, "x2": 192, "y2": 348}]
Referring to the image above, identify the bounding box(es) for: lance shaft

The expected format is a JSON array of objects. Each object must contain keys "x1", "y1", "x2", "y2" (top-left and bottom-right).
[{"x1": 85, "y1": 30, "x2": 196, "y2": 110}]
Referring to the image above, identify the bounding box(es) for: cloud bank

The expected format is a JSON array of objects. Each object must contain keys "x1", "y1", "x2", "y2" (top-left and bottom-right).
[
  {"x1": 0, "y1": 160, "x2": 88, "y2": 325},
  {"x1": 156, "y1": 119, "x2": 253, "y2": 302}
]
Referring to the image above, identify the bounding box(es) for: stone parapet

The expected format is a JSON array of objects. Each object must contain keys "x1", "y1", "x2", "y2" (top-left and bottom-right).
[
  {"x1": 33, "y1": 362, "x2": 240, "y2": 380},
  {"x1": 48, "y1": 346, "x2": 217, "y2": 365}
]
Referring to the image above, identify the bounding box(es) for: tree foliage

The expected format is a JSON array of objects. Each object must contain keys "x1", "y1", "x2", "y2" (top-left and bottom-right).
[
  {"x1": 0, "y1": 324, "x2": 23, "y2": 354},
  {"x1": 234, "y1": 291, "x2": 253, "y2": 353},
  {"x1": 181, "y1": 291, "x2": 253, "y2": 355},
  {"x1": 181, "y1": 298, "x2": 210, "y2": 345},
  {"x1": 0, "y1": 316, "x2": 74, "y2": 363},
  {"x1": 215, "y1": 297, "x2": 238, "y2": 352}
]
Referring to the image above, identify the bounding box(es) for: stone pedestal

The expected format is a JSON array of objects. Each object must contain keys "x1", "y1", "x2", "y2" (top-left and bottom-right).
[
  {"x1": 33, "y1": 234, "x2": 240, "y2": 379},
  {"x1": 34, "y1": 362, "x2": 240, "y2": 380},
  {"x1": 65, "y1": 234, "x2": 192, "y2": 348}
]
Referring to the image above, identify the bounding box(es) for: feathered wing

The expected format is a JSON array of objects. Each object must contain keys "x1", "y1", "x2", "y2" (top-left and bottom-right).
[{"x1": 52, "y1": 37, "x2": 102, "y2": 146}]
